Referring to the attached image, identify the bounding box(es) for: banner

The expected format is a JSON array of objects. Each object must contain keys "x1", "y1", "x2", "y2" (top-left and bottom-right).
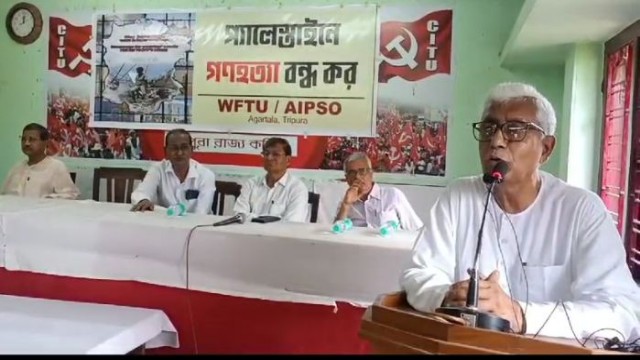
[
  {"x1": 321, "y1": 7, "x2": 452, "y2": 176},
  {"x1": 46, "y1": 6, "x2": 452, "y2": 180},
  {"x1": 190, "y1": 133, "x2": 298, "y2": 156},
  {"x1": 90, "y1": 12, "x2": 196, "y2": 128},
  {"x1": 48, "y1": 13, "x2": 136, "y2": 160},
  {"x1": 192, "y1": 6, "x2": 378, "y2": 136}
]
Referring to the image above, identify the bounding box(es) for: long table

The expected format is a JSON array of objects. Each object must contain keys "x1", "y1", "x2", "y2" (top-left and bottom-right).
[
  {"x1": 0, "y1": 294, "x2": 178, "y2": 354},
  {"x1": 0, "y1": 196, "x2": 417, "y2": 354}
]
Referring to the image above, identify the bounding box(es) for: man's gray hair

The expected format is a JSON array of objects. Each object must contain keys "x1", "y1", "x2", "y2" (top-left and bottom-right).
[
  {"x1": 343, "y1": 151, "x2": 372, "y2": 172},
  {"x1": 482, "y1": 82, "x2": 557, "y2": 136}
]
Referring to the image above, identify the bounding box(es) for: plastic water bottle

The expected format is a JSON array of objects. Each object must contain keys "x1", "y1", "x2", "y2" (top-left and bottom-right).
[
  {"x1": 331, "y1": 218, "x2": 353, "y2": 234},
  {"x1": 379, "y1": 220, "x2": 399, "y2": 236},
  {"x1": 166, "y1": 203, "x2": 187, "y2": 217}
]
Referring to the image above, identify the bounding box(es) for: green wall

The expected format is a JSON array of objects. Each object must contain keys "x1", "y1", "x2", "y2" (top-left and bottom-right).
[
  {"x1": 0, "y1": 0, "x2": 567, "y2": 186},
  {"x1": 559, "y1": 43, "x2": 604, "y2": 192}
]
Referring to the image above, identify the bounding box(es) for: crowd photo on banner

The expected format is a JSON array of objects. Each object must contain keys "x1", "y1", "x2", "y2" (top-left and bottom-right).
[{"x1": 46, "y1": 7, "x2": 453, "y2": 179}]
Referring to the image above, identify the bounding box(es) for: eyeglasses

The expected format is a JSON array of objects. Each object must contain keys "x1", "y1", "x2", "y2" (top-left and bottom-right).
[
  {"x1": 345, "y1": 168, "x2": 371, "y2": 178},
  {"x1": 472, "y1": 121, "x2": 546, "y2": 142}
]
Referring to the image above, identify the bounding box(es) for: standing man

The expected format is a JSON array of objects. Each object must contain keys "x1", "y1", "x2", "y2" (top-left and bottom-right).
[
  {"x1": 131, "y1": 129, "x2": 216, "y2": 214},
  {"x1": 233, "y1": 137, "x2": 309, "y2": 222},
  {"x1": 401, "y1": 82, "x2": 640, "y2": 337}
]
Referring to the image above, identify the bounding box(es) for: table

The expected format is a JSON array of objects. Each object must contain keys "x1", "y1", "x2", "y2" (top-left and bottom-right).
[
  {"x1": 0, "y1": 196, "x2": 417, "y2": 353},
  {"x1": 0, "y1": 294, "x2": 178, "y2": 354}
]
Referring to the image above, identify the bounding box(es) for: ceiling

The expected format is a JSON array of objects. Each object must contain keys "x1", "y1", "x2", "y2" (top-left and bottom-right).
[{"x1": 501, "y1": 0, "x2": 640, "y2": 66}]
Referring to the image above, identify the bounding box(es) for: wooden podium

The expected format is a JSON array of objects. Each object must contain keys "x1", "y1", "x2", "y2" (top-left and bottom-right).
[{"x1": 359, "y1": 292, "x2": 612, "y2": 355}]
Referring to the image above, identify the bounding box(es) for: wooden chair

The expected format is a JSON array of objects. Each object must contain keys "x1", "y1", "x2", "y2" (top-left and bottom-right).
[
  {"x1": 92, "y1": 167, "x2": 147, "y2": 204},
  {"x1": 212, "y1": 181, "x2": 242, "y2": 215},
  {"x1": 308, "y1": 191, "x2": 320, "y2": 223}
]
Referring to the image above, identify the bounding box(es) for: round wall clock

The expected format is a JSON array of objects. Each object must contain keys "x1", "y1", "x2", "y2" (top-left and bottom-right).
[{"x1": 6, "y1": 2, "x2": 43, "y2": 45}]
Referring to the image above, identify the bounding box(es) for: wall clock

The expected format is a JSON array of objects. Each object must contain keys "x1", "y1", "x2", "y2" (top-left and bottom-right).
[{"x1": 6, "y1": 2, "x2": 43, "y2": 45}]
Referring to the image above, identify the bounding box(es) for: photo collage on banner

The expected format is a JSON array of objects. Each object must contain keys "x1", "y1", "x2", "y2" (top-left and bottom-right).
[{"x1": 46, "y1": 6, "x2": 453, "y2": 178}]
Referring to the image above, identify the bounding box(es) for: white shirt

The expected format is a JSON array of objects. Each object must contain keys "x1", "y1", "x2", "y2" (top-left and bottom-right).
[
  {"x1": 131, "y1": 159, "x2": 216, "y2": 215},
  {"x1": 2, "y1": 157, "x2": 79, "y2": 200},
  {"x1": 233, "y1": 172, "x2": 309, "y2": 222},
  {"x1": 341, "y1": 183, "x2": 423, "y2": 231},
  {"x1": 401, "y1": 171, "x2": 640, "y2": 339}
]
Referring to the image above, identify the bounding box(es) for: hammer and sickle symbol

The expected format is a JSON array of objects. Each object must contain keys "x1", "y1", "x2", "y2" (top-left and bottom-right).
[{"x1": 380, "y1": 27, "x2": 418, "y2": 69}]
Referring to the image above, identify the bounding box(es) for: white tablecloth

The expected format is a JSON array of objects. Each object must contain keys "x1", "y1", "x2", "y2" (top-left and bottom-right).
[
  {"x1": 0, "y1": 294, "x2": 178, "y2": 354},
  {"x1": 0, "y1": 196, "x2": 418, "y2": 306}
]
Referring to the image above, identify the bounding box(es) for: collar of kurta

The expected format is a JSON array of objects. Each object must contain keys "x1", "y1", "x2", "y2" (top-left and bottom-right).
[
  {"x1": 364, "y1": 182, "x2": 381, "y2": 201},
  {"x1": 164, "y1": 159, "x2": 198, "y2": 180},
  {"x1": 262, "y1": 171, "x2": 290, "y2": 188}
]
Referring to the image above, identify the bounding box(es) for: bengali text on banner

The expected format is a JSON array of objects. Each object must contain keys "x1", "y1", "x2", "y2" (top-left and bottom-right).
[{"x1": 192, "y1": 5, "x2": 379, "y2": 137}]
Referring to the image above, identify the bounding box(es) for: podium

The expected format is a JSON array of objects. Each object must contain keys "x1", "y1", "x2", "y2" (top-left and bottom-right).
[{"x1": 359, "y1": 292, "x2": 612, "y2": 355}]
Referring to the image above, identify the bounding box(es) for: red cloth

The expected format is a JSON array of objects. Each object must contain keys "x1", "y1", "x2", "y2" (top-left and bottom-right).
[{"x1": 0, "y1": 268, "x2": 370, "y2": 354}]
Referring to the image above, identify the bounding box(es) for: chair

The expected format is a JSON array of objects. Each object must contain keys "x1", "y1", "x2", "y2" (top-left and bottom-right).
[
  {"x1": 308, "y1": 191, "x2": 320, "y2": 223},
  {"x1": 70, "y1": 172, "x2": 76, "y2": 183},
  {"x1": 212, "y1": 181, "x2": 242, "y2": 215},
  {"x1": 92, "y1": 167, "x2": 147, "y2": 203}
]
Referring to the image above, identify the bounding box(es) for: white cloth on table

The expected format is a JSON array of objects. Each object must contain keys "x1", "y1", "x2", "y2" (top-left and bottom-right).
[
  {"x1": 0, "y1": 294, "x2": 178, "y2": 354},
  {"x1": 0, "y1": 197, "x2": 418, "y2": 306}
]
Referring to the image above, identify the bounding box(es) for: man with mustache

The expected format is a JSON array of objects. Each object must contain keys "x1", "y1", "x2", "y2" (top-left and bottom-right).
[
  {"x1": 335, "y1": 151, "x2": 423, "y2": 231},
  {"x1": 2, "y1": 123, "x2": 79, "y2": 199},
  {"x1": 131, "y1": 128, "x2": 216, "y2": 214},
  {"x1": 233, "y1": 137, "x2": 309, "y2": 222},
  {"x1": 401, "y1": 82, "x2": 640, "y2": 339}
]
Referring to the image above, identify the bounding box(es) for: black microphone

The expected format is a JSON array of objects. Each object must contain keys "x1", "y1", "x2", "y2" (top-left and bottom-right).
[
  {"x1": 467, "y1": 160, "x2": 510, "y2": 308},
  {"x1": 482, "y1": 160, "x2": 509, "y2": 185},
  {"x1": 436, "y1": 160, "x2": 511, "y2": 333},
  {"x1": 213, "y1": 213, "x2": 246, "y2": 227}
]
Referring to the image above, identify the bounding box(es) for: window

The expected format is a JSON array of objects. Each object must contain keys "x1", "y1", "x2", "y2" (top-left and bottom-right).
[{"x1": 601, "y1": 21, "x2": 640, "y2": 280}]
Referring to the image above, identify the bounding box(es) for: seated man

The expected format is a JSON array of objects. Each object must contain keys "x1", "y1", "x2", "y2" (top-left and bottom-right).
[
  {"x1": 131, "y1": 129, "x2": 216, "y2": 214},
  {"x1": 335, "y1": 152, "x2": 423, "y2": 231},
  {"x1": 401, "y1": 82, "x2": 640, "y2": 338},
  {"x1": 2, "y1": 123, "x2": 79, "y2": 199},
  {"x1": 233, "y1": 137, "x2": 309, "y2": 222}
]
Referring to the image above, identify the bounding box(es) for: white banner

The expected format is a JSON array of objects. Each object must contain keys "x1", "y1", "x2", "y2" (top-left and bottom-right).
[{"x1": 190, "y1": 133, "x2": 298, "y2": 156}]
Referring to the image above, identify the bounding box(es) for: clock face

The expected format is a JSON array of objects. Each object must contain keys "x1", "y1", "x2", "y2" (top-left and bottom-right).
[{"x1": 11, "y1": 8, "x2": 34, "y2": 38}]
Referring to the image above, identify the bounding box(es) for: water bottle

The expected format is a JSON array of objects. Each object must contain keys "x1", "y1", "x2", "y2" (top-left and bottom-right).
[
  {"x1": 331, "y1": 218, "x2": 353, "y2": 234},
  {"x1": 166, "y1": 203, "x2": 187, "y2": 217},
  {"x1": 379, "y1": 220, "x2": 399, "y2": 236}
]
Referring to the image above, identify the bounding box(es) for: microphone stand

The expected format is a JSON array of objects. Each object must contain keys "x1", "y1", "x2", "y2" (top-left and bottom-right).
[{"x1": 436, "y1": 179, "x2": 511, "y2": 332}]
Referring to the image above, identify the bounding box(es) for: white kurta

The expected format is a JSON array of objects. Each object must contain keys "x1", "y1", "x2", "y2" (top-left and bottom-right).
[
  {"x1": 131, "y1": 159, "x2": 216, "y2": 215},
  {"x1": 401, "y1": 171, "x2": 640, "y2": 339},
  {"x1": 233, "y1": 172, "x2": 309, "y2": 223},
  {"x1": 2, "y1": 157, "x2": 79, "y2": 200},
  {"x1": 340, "y1": 183, "x2": 424, "y2": 231}
]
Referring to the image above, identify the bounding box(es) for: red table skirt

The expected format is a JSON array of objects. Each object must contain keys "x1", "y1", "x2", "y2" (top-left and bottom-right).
[{"x1": 0, "y1": 268, "x2": 371, "y2": 354}]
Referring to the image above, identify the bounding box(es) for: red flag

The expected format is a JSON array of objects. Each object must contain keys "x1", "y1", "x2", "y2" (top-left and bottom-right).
[
  {"x1": 379, "y1": 10, "x2": 452, "y2": 83},
  {"x1": 49, "y1": 17, "x2": 92, "y2": 78}
]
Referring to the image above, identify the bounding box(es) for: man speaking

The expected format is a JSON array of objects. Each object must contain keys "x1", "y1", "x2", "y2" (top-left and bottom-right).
[{"x1": 401, "y1": 82, "x2": 640, "y2": 339}]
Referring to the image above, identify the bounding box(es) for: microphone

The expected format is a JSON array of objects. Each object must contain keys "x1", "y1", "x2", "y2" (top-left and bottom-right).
[
  {"x1": 482, "y1": 160, "x2": 509, "y2": 185},
  {"x1": 436, "y1": 160, "x2": 511, "y2": 333},
  {"x1": 213, "y1": 213, "x2": 246, "y2": 227}
]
